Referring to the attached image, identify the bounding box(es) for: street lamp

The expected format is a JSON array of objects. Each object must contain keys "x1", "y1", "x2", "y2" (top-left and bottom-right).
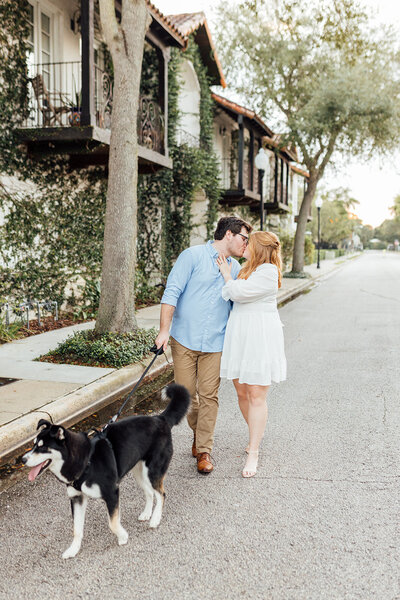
[
  {"x1": 315, "y1": 197, "x2": 323, "y2": 268},
  {"x1": 255, "y1": 147, "x2": 269, "y2": 231}
]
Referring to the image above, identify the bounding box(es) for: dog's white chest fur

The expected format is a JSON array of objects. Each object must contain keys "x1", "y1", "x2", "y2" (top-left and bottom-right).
[{"x1": 81, "y1": 482, "x2": 102, "y2": 498}]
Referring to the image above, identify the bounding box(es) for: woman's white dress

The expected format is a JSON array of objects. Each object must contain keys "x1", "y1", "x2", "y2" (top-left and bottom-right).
[{"x1": 220, "y1": 263, "x2": 286, "y2": 386}]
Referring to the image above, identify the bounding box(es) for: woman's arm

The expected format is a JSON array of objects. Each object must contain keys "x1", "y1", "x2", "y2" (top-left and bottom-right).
[{"x1": 222, "y1": 266, "x2": 277, "y2": 303}]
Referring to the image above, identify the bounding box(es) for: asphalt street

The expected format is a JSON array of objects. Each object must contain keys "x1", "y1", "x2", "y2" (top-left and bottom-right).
[{"x1": 0, "y1": 251, "x2": 398, "y2": 600}]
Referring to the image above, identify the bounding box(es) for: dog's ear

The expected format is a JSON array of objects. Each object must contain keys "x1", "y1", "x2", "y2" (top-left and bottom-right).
[
  {"x1": 53, "y1": 427, "x2": 65, "y2": 441},
  {"x1": 37, "y1": 419, "x2": 51, "y2": 430}
]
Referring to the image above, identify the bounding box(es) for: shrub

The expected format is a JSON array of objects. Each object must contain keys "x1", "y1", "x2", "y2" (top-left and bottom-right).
[
  {"x1": 304, "y1": 236, "x2": 315, "y2": 265},
  {"x1": 279, "y1": 233, "x2": 295, "y2": 271},
  {"x1": 41, "y1": 328, "x2": 158, "y2": 368}
]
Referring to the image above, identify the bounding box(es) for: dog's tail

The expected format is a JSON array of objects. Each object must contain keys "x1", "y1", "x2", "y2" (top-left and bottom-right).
[{"x1": 160, "y1": 383, "x2": 190, "y2": 427}]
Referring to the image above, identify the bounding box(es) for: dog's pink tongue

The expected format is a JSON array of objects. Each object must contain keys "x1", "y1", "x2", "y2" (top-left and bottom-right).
[{"x1": 28, "y1": 463, "x2": 45, "y2": 482}]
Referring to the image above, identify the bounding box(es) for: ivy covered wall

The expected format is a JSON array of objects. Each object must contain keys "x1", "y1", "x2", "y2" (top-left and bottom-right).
[
  {"x1": 0, "y1": 0, "x2": 107, "y2": 310},
  {"x1": 136, "y1": 38, "x2": 222, "y2": 289},
  {"x1": 0, "y1": 4, "x2": 221, "y2": 311}
]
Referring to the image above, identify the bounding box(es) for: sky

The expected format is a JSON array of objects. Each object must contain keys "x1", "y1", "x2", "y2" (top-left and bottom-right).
[{"x1": 154, "y1": 0, "x2": 400, "y2": 227}]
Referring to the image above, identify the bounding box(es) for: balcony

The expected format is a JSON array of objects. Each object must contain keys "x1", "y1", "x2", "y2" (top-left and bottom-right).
[
  {"x1": 213, "y1": 95, "x2": 269, "y2": 209},
  {"x1": 265, "y1": 154, "x2": 291, "y2": 214},
  {"x1": 220, "y1": 152, "x2": 261, "y2": 207},
  {"x1": 218, "y1": 117, "x2": 264, "y2": 208},
  {"x1": 18, "y1": 61, "x2": 171, "y2": 172}
]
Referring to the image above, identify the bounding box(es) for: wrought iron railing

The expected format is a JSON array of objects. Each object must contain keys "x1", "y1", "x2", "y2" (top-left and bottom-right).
[
  {"x1": 21, "y1": 61, "x2": 112, "y2": 129},
  {"x1": 21, "y1": 62, "x2": 166, "y2": 154},
  {"x1": 220, "y1": 157, "x2": 260, "y2": 194},
  {"x1": 137, "y1": 96, "x2": 165, "y2": 154}
]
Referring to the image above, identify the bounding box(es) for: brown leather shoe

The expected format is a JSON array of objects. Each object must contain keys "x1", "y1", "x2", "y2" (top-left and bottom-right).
[{"x1": 197, "y1": 452, "x2": 213, "y2": 474}]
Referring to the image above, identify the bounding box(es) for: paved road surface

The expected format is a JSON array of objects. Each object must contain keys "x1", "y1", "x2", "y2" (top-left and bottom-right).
[{"x1": 0, "y1": 251, "x2": 398, "y2": 600}]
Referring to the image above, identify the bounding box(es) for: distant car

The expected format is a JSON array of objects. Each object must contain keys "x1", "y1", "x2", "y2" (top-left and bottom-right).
[{"x1": 387, "y1": 244, "x2": 395, "y2": 251}]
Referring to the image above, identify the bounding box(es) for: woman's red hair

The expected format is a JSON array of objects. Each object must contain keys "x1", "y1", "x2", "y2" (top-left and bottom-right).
[{"x1": 237, "y1": 231, "x2": 282, "y2": 288}]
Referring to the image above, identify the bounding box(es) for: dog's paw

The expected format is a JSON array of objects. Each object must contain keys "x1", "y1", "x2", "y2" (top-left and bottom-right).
[
  {"x1": 62, "y1": 544, "x2": 80, "y2": 559},
  {"x1": 118, "y1": 529, "x2": 129, "y2": 546},
  {"x1": 149, "y1": 515, "x2": 161, "y2": 528},
  {"x1": 138, "y1": 510, "x2": 152, "y2": 521}
]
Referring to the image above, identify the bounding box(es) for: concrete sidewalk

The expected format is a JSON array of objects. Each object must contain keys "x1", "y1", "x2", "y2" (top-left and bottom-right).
[{"x1": 0, "y1": 253, "x2": 359, "y2": 463}]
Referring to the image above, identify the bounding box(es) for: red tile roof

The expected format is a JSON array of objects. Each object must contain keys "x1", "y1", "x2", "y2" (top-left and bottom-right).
[
  {"x1": 290, "y1": 164, "x2": 310, "y2": 178},
  {"x1": 167, "y1": 12, "x2": 206, "y2": 37},
  {"x1": 212, "y1": 93, "x2": 274, "y2": 136},
  {"x1": 147, "y1": 1, "x2": 186, "y2": 46},
  {"x1": 213, "y1": 93, "x2": 305, "y2": 165},
  {"x1": 263, "y1": 134, "x2": 299, "y2": 162}
]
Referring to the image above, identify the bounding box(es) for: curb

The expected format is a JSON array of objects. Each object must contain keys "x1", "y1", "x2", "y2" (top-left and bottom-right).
[
  {"x1": 0, "y1": 348, "x2": 172, "y2": 464},
  {"x1": 278, "y1": 277, "x2": 315, "y2": 306}
]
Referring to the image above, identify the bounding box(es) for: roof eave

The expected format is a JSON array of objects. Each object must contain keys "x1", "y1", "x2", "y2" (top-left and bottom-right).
[
  {"x1": 198, "y1": 20, "x2": 226, "y2": 88},
  {"x1": 262, "y1": 135, "x2": 298, "y2": 161},
  {"x1": 212, "y1": 93, "x2": 273, "y2": 136},
  {"x1": 147, "y1": 2, "x2": 186, "y2": 47},
  {"x1": 290, "y1": 164, "x2": 310, "y2": 179},
  {"x1": 168, "y1": 13, "x2": 226, "y2": 87}
]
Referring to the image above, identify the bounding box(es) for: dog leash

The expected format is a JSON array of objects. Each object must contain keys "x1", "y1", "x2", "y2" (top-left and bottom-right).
[
  {"x1": 77, "y1": 345, "x2": 165, "y2": 484},
  {"x1": 100, "y1": 344, "x2": 165, "y2": 432}
]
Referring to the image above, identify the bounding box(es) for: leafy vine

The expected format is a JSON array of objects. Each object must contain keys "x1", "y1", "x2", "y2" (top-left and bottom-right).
[
  {"x1": 137, "y1": 37, "x2": 223, "y2": 285},
  {"x1": 0, "y1": 11, "x2": 221, "y2": 309}
]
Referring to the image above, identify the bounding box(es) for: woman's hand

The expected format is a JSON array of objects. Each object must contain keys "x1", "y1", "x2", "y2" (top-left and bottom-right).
[{"x1": 216, "y1": 254, "x2": 233, "y2": 282}]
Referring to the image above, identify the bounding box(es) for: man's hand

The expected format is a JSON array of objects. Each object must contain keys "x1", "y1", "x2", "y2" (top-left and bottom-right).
[
  {"x1": 156, "y1": 304, "x2": 175, "y2": 351},
  {"x1": 155, "y1": 330, "x2": 169, "y2": 352}
]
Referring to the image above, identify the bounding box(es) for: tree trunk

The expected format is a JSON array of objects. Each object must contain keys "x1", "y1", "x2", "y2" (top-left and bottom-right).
[
  {"x1": 291, "y1": 173, "x2": 319, "y2": 274},
  {"x1": 95, "y1": 0, "x2": 150, "y2": 333}
]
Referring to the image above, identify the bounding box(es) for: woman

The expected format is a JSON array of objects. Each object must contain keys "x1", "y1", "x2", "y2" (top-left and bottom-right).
[{"x1": 216, "y1": 231, "x2": 286, "y2": 478}]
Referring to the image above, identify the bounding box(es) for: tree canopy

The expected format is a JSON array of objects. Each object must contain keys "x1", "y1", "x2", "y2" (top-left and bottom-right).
[
  {"x1": 216, "y1": 0, "x2": 400, "y2": 272},
  {"x1": 373, "y1": 192, "x2": 400, "y2": 244},
  {"x1": 311, "y1": 188, "x2": 361, "y2": 247},
  {"x1": 389, "y1": 194, "x2": 400, "y2": 220},
  {"x1": 374, "y1": 214, "x2": 400, "y2": 244}
]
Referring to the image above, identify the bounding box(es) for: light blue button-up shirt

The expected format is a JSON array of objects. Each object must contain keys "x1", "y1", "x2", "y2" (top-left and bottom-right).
[{"x1": 161, "y1": 241, "x2": 241, "y2": 352}]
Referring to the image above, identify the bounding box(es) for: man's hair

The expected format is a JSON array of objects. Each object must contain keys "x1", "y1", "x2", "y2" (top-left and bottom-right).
[{"x1": 213, "y1": 216, "x2": 252, "y2": 240}]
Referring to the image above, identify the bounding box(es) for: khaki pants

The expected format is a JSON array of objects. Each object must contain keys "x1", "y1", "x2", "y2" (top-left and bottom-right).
[{"x1": 170, "y1": 337, "x2": 221, "y2": 454}]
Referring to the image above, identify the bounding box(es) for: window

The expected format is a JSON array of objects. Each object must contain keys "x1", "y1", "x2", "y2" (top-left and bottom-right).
[
  {"x1": 40, "y1": 11, "x2": 51, "y2": 88},
  {"x1": 26, "y1": 4, "x2": 53, "y2": 72},
  {"x1": 27, "y1": 4, "x2": 34, "y2": 57}
]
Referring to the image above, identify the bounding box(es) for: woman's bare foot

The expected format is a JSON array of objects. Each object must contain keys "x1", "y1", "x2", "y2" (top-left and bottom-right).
[{"x1": 242, "y1": 450, "x2": 259, "y2": 478}]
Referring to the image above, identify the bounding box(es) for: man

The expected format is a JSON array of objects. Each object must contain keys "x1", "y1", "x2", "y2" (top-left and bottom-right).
[{"x1": 155, "y1": 216, "x2": 252, "y2": 474}]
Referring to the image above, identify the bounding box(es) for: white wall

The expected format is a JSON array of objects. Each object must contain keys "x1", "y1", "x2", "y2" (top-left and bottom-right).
[
  {"x1": 190, "y1": 188, "x2": 209, "y2": 246},
  {"x1": 176, "y1": 59, "x2": 201, "y2": 146}
]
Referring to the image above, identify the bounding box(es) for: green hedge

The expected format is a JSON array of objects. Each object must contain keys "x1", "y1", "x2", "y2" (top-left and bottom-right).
[{"x1": 311, "y1": 248, "x2": 348, "y2": 262}]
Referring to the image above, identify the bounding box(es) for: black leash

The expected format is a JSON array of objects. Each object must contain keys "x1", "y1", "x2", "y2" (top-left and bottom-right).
[{"x1": 100, "y1": 344, "x2": 165, "y2": 432}]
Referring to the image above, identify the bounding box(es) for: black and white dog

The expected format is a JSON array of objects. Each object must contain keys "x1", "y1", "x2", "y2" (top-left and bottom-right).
[{"x1": 22, "y1": 383, "x2": 190, "y2": 559}]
